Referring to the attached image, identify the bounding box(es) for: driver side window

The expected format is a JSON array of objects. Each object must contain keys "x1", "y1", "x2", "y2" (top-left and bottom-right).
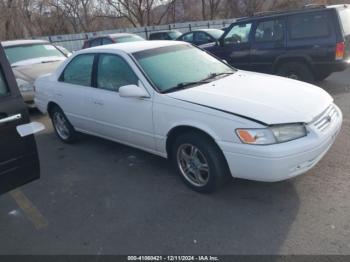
[
  {"x1": 224, "y1": 23, "x2": 252, "y2": 45},
  {"x1": 97, "y1": 54, "x2": 138, "y2": 92}
]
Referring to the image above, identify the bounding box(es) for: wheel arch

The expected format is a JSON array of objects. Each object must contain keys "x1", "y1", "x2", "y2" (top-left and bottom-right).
[
  {"x1": 273, "y1": 55, "x2": 314, "y2": 73},
  {"x1": 165, "y1": 125, "x2": 221, "y2": 159},
  {"x1": 47, "y1": 101, "x2": 60, "y2": 118}
]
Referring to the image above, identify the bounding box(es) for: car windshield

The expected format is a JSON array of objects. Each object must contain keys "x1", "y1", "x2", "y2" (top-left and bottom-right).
[
  {"x1": 4, "y1": 43, "x2": 65, "y2": 64},
  {"x1": 133, "y1": 44, "x2": 235, "y2": 93},
  {"x1": 114, "y1": 35, "x2": 144, "y2": 43},
  {"x1": 207, "y1": 29, "x2": 224, "y2": 39},
  {"x1": 339, "y1": 8, "x2": 350, "y2": 35}
]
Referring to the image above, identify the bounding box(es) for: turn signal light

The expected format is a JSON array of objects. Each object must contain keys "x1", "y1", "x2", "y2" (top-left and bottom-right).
[{"x1": 335, "y1": 42, "x2": 345, "y2": 60}]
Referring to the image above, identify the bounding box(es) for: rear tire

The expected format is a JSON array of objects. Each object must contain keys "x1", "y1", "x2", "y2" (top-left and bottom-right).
[
  {"x1": 277, "y1": 62, "x2": 314, "y2": 83},
  {"x1": 50, "y1": 106, "x2": 77, "y2": 144},
  {"x1": 171, "y1": 132, "x2": 230, "y2": 193},
  {"x1": 315, "y1": 72, "x2": 331, "y2": 82}
]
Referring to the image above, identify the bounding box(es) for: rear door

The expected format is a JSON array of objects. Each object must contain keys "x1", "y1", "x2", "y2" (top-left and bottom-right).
[
  {"x1": 250, "y1": 17, "x2": 286, "y2": 73},
  {"x1": 0, "y1": 44, "x2": 39, "y2": 195}
]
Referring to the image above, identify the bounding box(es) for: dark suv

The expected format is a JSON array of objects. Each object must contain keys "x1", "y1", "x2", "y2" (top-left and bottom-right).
[{"x1": 204, "y1": 5, "x2": 350, "y2": 82}]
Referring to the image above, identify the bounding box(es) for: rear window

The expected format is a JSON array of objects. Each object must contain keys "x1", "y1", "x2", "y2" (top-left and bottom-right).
[
  {"x1": 4, "y1": 43, "x2": 65, "y2": 64},
  {"x1": 339, "y1": 8, "x2": 350, "y2": 35},
  {"x1": 114, "y1": 35, "x2": 144, "y2": 43},
  {"x1": 289, "y1": 12, "x2": 331, "y2": 39}
]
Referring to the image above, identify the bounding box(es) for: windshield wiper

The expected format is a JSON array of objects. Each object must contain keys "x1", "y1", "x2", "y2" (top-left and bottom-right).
[
  {"x1": 162, "y1": 71, "x2": 235, "y2": 94},
  {"x1": 162, "y1": 80, "x2": 212, "y2": 94},
  {"x1": 41, "y1": 59, "x2": 62, "y2": 64}
]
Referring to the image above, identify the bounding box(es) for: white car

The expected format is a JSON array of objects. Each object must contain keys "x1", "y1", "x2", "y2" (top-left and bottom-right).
[{"x1": 35, "y1": 41, "x2": 343, "y2": 193}]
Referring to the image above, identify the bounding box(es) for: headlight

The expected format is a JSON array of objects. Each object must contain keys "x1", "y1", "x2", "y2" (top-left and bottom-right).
[
  {"x1": 16, "y1": 78, "x2": 34, "y2": 92},
  {"x1": 236, "y1": 124, "x2": 307, "y2": 145}
]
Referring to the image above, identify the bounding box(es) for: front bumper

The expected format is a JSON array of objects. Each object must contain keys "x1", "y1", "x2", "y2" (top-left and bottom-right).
[{"x1": 219, "y1": 104, "x2": 343, "y2": 182}]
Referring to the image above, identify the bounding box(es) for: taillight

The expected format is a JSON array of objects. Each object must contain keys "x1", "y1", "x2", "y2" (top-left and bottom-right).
[{"x1": 335, "y1": 42, "x2": 345, "y2": 60}]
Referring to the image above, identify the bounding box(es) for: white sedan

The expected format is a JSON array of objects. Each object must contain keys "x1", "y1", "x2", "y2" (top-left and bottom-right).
[{"x1": 35, "y1": 41, "x2": 343, "y2": 193}]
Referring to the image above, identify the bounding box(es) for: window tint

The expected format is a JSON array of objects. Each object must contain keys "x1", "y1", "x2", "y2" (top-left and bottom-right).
[
  {"x1": 90, "y1": 38, "x2": 101, "y2": 47},
  {"x1": 255, "y1": 19, "x2": 284, "y2": 42},
  {"x1": 195, "y1": 32, "x2": 213, "y2": 44},
  {"x1": 0, "y1": 67, "x2": 9, "y2": 97},
  {"x1": 224, "y1": 23, "x2": 252, "y2": 44},
  {"x1": 102, "y1": 38, "x2": 113, "y2": 45},
  {"x1": 97, "y1": 54, "x2": 138, "y2": 92},
  {"x1": 61, "y1": 54, "x2": 94, "y2": 86},
  {"x1": 289, "y1": 13, "x2": 331, "y2": 39},
  {"x1": 181, "y1": 33, "x2": 194, "y2": 42}
]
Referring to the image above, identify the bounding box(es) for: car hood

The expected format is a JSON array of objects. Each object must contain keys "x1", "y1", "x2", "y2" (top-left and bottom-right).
[
  {"x1": 12, "y1": 60, "x2": 64, "y2": 83},
  {"x1": 165, "y1": 70, "x2": 333, "y2": 125}
]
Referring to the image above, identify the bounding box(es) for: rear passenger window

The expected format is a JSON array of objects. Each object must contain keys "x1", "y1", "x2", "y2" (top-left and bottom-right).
[
  {"x1": 60, "y1": 54, "x2": 94, "y2": 86},
  {"x1": 289, "y1": 13, "x2": 331, "y2": 39},
  {"x1": 102, "y1": 38, "x2": 113, "y2": 45},
  {"x1": 0, "y1": 68, "x2": 9, "y2": 97},
  {"x1": 255, "y1": 19, "x2": 284, "y2": 42},
  {"x1": 97, "y1": 54, "x2": 138, "y2": 92}
]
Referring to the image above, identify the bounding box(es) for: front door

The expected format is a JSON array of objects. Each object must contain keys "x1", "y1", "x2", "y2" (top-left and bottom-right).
[
  {"x1": 84, "y1": 53, "x2": 155, "y2": 151},
  {"x1": 0, "y1": 44, "x2": 39, "y2": 195},
  {"x1": 212, "y1": 22, "x2": 253, "y2": 70}
]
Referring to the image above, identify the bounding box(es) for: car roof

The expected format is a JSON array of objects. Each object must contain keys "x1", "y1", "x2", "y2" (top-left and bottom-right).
[
  {"x1": 80, "y1": 40, "x2": 187, "y2": 54},
  {"x1": 87, "y1": 33, "x2": 139, "y2": 40},
  {"x1": 150, "y1": 30, "x2": 180, "y2": 34},
  {"x1": 236, "y1": 4, "x2": 348, "y2": 22},
  {"x1": 1, "y1": 39, "x2": 49, "y2": 47}
]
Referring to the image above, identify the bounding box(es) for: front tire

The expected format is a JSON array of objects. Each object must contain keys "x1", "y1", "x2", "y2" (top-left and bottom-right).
[
  {"x1": 171, "y1": 132, "x2": 230, "y2": 193},
  {"x1": 50, "y1": 106, "x2": 77, "y2": 143}
]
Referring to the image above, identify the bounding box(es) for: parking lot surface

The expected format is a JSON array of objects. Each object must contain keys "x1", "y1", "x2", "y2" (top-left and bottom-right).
[{"x1": 0, "y1": 69, "x2": 350, "y2": 255}]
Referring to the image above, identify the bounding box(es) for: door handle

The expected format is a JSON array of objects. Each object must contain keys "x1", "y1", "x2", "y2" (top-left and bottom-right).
[{"x1": 0, "y1": 114, "x2": 22, "y2": 124}]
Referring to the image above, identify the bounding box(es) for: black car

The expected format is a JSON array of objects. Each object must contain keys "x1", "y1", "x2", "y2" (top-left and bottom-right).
[
  {"x1": 149, "y1": 30, "x2": 182, "y2": 40},
  {"x1": 177, "y1": 29, "x2": 224, "y2": 46},
  {"x1": 204, "y1": 5, "x2": 350, "y2": 82},
  {"x1": 0, "y1": 43, "x2": 40, "y2": 195}
]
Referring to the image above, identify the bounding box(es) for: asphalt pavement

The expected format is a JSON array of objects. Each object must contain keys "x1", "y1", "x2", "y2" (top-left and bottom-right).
[{"x1": 0, "y1": 69, "x2": 349, "y2": 255}]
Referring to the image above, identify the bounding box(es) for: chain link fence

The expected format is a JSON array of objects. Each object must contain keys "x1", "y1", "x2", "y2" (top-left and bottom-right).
[{"x1": 33, "y1": 18, "x2": 236, "y2": 52}]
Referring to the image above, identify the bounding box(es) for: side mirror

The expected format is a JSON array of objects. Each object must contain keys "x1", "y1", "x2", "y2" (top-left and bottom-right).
[{"x1": 119, "y1": 84, "x2": 150, "y2": 99}]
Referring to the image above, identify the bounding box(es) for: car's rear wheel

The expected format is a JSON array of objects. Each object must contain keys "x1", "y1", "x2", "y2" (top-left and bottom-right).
[
  {"x1": 277, "y1": 62, "x2": 314, "y2": 83},
  {"x1": 171, "y1": 132, "x2": 230, "y2": 193},
  {"x1": 50, "y1": 106, "x2": 77, "y2": 143},
  {"x1": 316, "y1": 72, "x2": 331, "y2": 82}
]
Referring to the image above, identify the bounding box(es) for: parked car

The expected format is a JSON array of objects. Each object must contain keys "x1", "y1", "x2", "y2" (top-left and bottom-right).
[
  {"x1": 2, "y1": 40, "x2": 67, "y2": 108},
  {"x1": 35, "y1": 41, "x2": 342, "y2": 193},
  {"x1": 82, "y1": 33, "x2": 144, "y2": 49},
  {"x1": 177, "y1": 29, "x2": 224, "y2": 46},
  {"x1": 149, "y1": 30, "x2": 182, "y2": 40},
  {"x1": 204, "y1": 4, "x2": 350, "y2": 82},
  {"x1": 0, "y1": 43, "x2": 41, "y2": 195}
]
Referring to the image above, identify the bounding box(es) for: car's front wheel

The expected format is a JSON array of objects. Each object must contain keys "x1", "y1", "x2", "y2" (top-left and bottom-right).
[
  {"x1": 171, "y1": 132, "x2": 230, "y2": 193},
  {"x1": 50, "y1": 106, "x2": 77, "y2": 143}
]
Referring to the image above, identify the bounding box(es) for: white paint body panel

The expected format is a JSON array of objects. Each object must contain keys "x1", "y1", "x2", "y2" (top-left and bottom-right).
[{"x1": 35, "y1": 41, "x2": 343, "y2": 182}]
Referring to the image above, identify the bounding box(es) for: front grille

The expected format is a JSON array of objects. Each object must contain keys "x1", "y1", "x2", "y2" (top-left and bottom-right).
[{"x1": 313, "y1": 105, "x2": 339, "y2": 132}]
